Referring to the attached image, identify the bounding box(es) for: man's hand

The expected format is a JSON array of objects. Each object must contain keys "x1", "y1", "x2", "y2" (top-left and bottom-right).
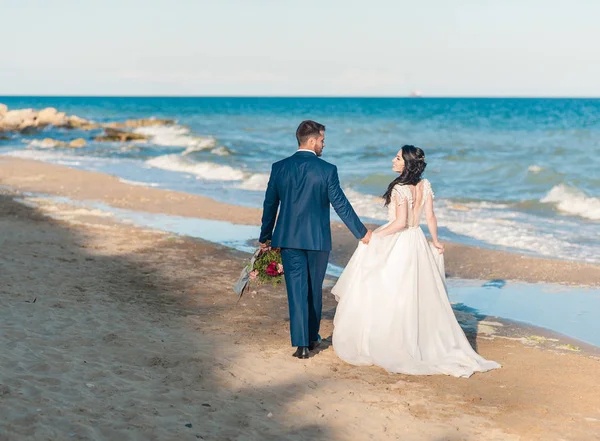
[
  {"x1": 360, "y1": 230, "x2": 372, "y2": 245},
  {"x1": 259, "y1": 241, "x2": 270, "y2": 251}
]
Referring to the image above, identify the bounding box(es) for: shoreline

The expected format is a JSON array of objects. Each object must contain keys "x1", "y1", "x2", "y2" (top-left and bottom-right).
[
  {"x1": 1, "y1": 156, "x2": 599, "y2": 287},
  {"x1": 7, "y1": 183, "x2": 598, "y2": 353},
  {"x1": 9, "y1": 186, "x2": 600, "y2": 351}
]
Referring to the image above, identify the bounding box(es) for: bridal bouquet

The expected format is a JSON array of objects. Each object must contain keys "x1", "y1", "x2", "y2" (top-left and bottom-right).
[
  {"x1": 249, "y1": 245, "x2": 284, "y2": 285},
  {"x1": 233, "y1": 243, "x2": 284, "y2": 298}
]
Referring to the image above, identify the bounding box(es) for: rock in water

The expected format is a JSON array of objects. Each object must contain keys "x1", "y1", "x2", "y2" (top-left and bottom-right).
[
  {"x1": 32, "y1": 138, "x2": 67, "y2": 148},
  {"x1": 94, "y1": 128, "x2": 148, "y2": 142},
  {"x1": 0, "y1": 109, "x2": 37, "y2": 131},
  {"x1": 0, "y1": 105, "x2": 172, "y2": 135},
  {"x1": 68, "y1": 138, "x2": 87, "y2": 148},
  {"x1": 37, "y1": 107, "x2": 68, "y2": 126},
  {"x1": 0, "y1": 106, "x2": 97, "y2": 132},
  {"x1": 66, "y1": 115, "x2": 100, "y2": 130},
  {"x1": 0, "y1": 105, "x2": 172, "y2": 134},
  {"x1": 104, "y1": 118, "x2": 175, "y2": 129}
]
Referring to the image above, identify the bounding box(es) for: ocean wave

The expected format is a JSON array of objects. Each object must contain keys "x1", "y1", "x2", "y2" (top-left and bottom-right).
[
  {"x1": 342, "y1": 187, "x2": 599, "y2": 263},
  {"x1": 118, "y1": 178, "x2": 160, "y2": 187},
  {"x1": 343, "y1": 188, "x2": 387, "y2": 221},
  {"x1": 145, "y1": 154, "x2": 272, "y2": 191},
  {"x1": 145, "y1": 154, "x2": 245, "y2": 181},
  {"x1": 528, "y1": 165, "x2": 544, "y2": 173},
  {"x1": 3, "y1": 149, "x2": 125, "y2": 167},
  {"x1": 133, "y1": 125, "x2": 216, "y2": 153},
  {"x1": 211, "y1": 146, "x2": 232, "y2": 156},
  {"x1": 236, "y1": 173, "x2": 270, "y2": 191},
  {"x1": 5, "y1": 149, "x2": 80, "y2": 163},
  {"x1": 8, "y1": 148, "x2": 158, "y2": 172},
  {"x1": 434, "y1": 199, "x2": 598, "y2": 262},
  {"x1": 351, "y1": 173, "x2": 394, "y2": 188},
  {"x1": 541, "y1": 184, "x2": 600, "y2": 220}
]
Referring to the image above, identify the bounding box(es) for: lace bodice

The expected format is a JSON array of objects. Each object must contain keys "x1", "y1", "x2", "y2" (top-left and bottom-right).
[{"x1": 387, "y1": 179, "x2": 435, "y2": 226}]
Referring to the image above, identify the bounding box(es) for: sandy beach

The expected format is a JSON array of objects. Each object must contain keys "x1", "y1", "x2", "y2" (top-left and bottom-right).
[{"x1": 2, "y1": 157, "x2": 600, "y2": 440}]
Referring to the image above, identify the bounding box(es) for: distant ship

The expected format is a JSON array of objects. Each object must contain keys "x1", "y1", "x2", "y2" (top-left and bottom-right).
[{"x1": 409, "y1": 90, "x2": 423, "y2": 97}]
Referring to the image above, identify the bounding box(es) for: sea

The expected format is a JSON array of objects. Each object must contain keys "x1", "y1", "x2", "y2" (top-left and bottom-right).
[{"x1": 1, "y1": 96, "x2": 599, "y2": 264}]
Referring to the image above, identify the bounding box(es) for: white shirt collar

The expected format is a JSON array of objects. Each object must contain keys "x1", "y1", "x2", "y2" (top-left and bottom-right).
[{"x1": 297, "y1": 149, "x2": 317, "y2": 155}]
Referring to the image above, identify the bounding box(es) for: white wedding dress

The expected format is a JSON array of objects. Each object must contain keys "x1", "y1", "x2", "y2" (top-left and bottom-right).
[{"x1": 332, "y1": 180, "x2": 500, "y2": 378}]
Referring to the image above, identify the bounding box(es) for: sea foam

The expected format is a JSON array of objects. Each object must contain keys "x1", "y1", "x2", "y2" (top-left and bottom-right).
[
  {"x1": 145, "y1": 154, "x2": 245, "y2": 181},
  {"x1": 541, "y1": 184, "x2": 600, "y2": 221},
  {"x1": 118, "y1": 178, "x2": 160, "y2": 187},
  {"x1": 133, "y1": 125, "x2": 216, "y2": 154},
  {"x1": 235, "y1": 173, "x2": 270, "y2": 191},
  {"x1": 342, "y1": 186, "x2": 599, "y2": 263},
  {"x1": 343, "y1": 188, "x2": 388, "y2": 221},
  {"x1": 527, "y1": 165, "x2": 544, "y2": 174}
]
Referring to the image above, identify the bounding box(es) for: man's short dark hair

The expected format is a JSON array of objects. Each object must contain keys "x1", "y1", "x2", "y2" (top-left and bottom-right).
[{"x1": 296, "y1": 120, "x2": 325, "y2": 146}]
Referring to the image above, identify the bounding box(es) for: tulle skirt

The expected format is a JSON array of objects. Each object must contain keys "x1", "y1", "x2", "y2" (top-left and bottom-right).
[{"x1": 331, "y1": 227, "x2": 500, "y2": 378}]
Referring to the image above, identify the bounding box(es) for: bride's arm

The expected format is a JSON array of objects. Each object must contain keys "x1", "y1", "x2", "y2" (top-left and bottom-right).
[
  {"x1": 424, "y1": 193, "x2": 444, "y2": 253},
  {"x1": 374, "y1": 201, "x2": 408, "y2": 236}
]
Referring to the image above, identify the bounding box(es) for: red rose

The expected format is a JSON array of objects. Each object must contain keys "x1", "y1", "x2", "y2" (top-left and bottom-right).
[{"x1": 265, "y1": 261, "x2": 279, "y2": 276}]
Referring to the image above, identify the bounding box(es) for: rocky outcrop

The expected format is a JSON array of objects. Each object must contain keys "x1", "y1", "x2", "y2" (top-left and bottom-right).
[
  {"x1": 94, "y1": 128, "x2": 148, "y2": 142},
  {"x1": 0, "y1": 103, "x2": 97, "y2": 133},
  {"x1": 69, "y1": 138, "x2": 87, "y2": 148},
  {"x1": 0, "y1": 108, "x2": 37, "y2": 131},
  {"x1": 0, "y1": 104, "x2": 173, "y2": 143},
  {"x1": 104, "y1": 118, "x2": 175, "y2": 129},
  {"x1": 30, "y1": 138, "x2": 68, "y2": 148},
  {"x1": 66, "y1": 115, "x2": 101, "y2": 130},
  {"x1": 27, "y1": 137, "x2": 87, "y2": 149},
  {"x1": 36, "y1": 108, "x2": 68, "y2": 126}
]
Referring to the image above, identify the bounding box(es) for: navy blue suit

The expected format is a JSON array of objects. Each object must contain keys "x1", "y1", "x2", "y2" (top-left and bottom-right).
[{"x1": 259, "y1": 151, "x2": 367, "y2": 347}]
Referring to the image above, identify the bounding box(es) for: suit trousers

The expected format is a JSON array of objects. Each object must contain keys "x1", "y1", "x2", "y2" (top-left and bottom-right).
[{"x1": 280, "y1": 248, "x2": 330, "y2": 347}]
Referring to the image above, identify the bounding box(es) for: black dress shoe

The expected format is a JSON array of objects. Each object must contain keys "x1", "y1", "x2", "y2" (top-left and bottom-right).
[
  {"x1": 309, "y1": 336, "x2": 322, "y2": 351},
  {"x1": 293, "y1": 347, "x2": 310, "y2": 359}
]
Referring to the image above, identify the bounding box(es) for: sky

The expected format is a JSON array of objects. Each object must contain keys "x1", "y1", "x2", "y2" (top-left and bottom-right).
[{"x1": 1, "y1": 0, "x2": 599, "y2": 97}]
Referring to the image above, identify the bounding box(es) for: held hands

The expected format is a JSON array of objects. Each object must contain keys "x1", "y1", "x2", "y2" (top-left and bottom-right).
[
  {"x1": 360, "y1": 230, "x2": 373, "y2": 245},
  {"x1": 432, "y1": 240, "x2": 445, "y2": 254}
]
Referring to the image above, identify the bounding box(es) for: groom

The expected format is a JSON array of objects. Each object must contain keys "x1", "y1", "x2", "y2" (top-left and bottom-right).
[{"x1": 259, "y1": 120, "x2": 372, "y2": 359}]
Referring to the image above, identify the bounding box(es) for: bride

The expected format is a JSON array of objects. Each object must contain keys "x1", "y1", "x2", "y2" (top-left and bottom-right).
[{"x1": 331, "y1": 145, "x2": 500, "y2": 378}]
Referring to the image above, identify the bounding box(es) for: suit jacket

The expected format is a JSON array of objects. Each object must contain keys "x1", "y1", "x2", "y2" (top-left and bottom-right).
[{"x1": 259, "y1": 151, "x2": 367, "y2": 251}]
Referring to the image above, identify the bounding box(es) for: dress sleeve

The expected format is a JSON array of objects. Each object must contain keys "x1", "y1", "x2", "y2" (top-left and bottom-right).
[
  {"x1": 392, "y1": 185, "x2": 409, "y2": 206},
  {"x1": 424, "y1": 179, "x2": 435, "y2": 200}
]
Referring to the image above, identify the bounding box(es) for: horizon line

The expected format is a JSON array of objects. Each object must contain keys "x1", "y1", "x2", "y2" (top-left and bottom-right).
[{"x1": 1, "y1": 94, "x2": 600, "y2": 99}]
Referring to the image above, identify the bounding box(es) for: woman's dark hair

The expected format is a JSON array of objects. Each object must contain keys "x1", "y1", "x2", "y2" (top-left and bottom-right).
[{"x1": 382, "y1": 145, "x2": 427, "y2": 206}]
